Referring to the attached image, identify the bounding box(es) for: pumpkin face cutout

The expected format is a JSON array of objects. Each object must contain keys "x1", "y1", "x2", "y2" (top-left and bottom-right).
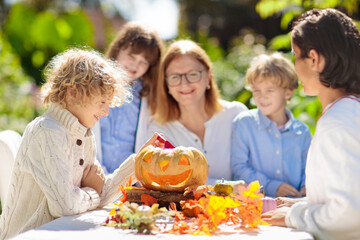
[{"x1": 135, "y1": 145, "x2": 209, "y2": 192}]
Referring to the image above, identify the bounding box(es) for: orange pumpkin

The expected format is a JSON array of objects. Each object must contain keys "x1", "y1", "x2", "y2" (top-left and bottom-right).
[{"x1": 135, "y1": 145, "x2": 209, "y2": 192}]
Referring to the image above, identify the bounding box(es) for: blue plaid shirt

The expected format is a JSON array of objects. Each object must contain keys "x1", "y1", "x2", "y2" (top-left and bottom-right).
[
  {"x1": 99, "y1": 79, "x2": 142, "y2": 173},
  {"x1": 231, "y1": 108, "x2": 312, "y2": 197}
]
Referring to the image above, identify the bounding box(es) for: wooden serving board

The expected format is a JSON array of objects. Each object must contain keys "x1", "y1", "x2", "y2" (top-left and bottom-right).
[{"x1": 125, "y1": 188, "x2": 194, "y2": 209}]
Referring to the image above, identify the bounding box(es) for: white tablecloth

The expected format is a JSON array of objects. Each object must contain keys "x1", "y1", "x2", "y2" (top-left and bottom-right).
[{"x1": 11, "y1": 207, "x2": 314, "y2": 240}]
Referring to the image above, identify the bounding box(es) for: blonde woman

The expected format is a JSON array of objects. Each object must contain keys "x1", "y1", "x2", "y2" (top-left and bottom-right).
[{"x1": 139, "y1": 40, "x2": 247, "y2": 185}]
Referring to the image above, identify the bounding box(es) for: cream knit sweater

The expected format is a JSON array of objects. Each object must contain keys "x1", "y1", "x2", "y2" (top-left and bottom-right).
[{"x1": 0, "y1": 103, "x2": 136, "y2": 239}]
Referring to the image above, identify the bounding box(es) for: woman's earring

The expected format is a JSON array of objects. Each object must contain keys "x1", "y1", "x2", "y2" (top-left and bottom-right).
[{"x1": 206, "y1": 85, "x2": 211, "y2": 90}]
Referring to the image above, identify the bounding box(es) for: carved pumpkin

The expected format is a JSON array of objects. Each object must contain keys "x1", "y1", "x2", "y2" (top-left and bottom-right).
[{"x1": 135, "y1": 145, "x2": 209, "y2": 192}]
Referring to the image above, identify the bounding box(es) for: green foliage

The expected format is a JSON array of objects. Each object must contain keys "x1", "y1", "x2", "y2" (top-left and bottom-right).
[
  {"x1": 256, "y1": 0, "x2": 293, "y2": 19},
  {"x1": 289, "y1": 89, "x2": 322, "y2": 134},
  {"x1": 256, "y1": 0, "x2": 360, "y2": 51},
  {"x1": 0, "y1": 31, "x2": 45, "y2": 133},
  {"x1": 256, "y1": 0, "x2": 358, "y2": 20},
  {"x1": 4, "y1": 2, "x2": 95, "y2": 85},
  {"x1": 197, "y1": 31, "x2": 264, "y2": 105},
  {"x1": 0, "y1": 2, "x2": 94, "y2": 133},
  {"x1": 269, "y1": 33, "x2": 291, "y2": 51}
]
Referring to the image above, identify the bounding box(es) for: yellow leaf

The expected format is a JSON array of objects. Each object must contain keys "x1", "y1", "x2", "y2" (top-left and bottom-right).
[
  {"x1": 248, "y1": 181, "x2": 260, "y2": 192},
  {"x1": 109, "y1": 208, "x2": 116, "y2": 216},
  {"x1": 224, "y1": 196, "x2": 240, "y2": 208},
  {"x1": 243, "y1": 181, "x2": 262, "y2": 199}
]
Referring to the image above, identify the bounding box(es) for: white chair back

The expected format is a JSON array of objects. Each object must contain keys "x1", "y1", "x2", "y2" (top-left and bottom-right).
[{"x1": 0, "y1": 130, "x2": 21, "y2": 205}]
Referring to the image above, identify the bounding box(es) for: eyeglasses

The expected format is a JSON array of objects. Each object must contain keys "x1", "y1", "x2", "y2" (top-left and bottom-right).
[{"x1": 166, "y1": 70, "x2": 204, "y2": 87}]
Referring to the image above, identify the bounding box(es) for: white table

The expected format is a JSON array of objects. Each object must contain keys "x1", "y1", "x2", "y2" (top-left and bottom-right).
[{"x1": 11, "y1": 207, "x2": 314, "y2": 240}]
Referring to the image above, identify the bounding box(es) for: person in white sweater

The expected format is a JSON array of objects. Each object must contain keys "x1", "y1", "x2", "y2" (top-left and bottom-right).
[
  {"x1": 0, "y1": 49, "x2": 160, "y2": 239},
  {"x1": 262, "y1": 9, "x2": 360, "y2": 240}
]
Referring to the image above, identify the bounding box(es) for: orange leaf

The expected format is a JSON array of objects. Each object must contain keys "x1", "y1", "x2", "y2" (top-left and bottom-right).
[
  {"x1": 126, "y1": 176, "x2": 132, "y2": 187},
  {"x1": 170, "y1": 202, "x2": 177, "y2": 211},
  {"x1": 175, "y1": 212, "x2": 186, "y2": 221},
  {"x1": 193, "y1": 190, "x2": 204, "y2": 201},
  {"x1": 193, "y1": 185, "x2": 210, "y2": 200},
  {"x1": 141, "y1": 193, "x2": 158, "y2": 206},
  {"x1": 181, "y1": 199, "x2": 205, "y2": 217},
  {"x1": 169, "y1": 221, "x2": 191, "y2": 234},
  {"x1": 119, "y1": 185, "x2": 127, "y2": 203}
]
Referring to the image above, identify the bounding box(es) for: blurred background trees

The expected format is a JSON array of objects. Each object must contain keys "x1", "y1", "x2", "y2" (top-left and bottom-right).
[{"x1": 0, "y1": 0, "x2": 359, "y2": 134}]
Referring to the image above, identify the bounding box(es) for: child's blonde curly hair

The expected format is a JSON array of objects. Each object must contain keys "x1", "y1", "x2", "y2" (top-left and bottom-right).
[
  {"x1": 41, "y1": 48, "x2": 131, "y2": 108},
  {"x1": 246, "y1": 52, "x2": 298, "y2": 91}
]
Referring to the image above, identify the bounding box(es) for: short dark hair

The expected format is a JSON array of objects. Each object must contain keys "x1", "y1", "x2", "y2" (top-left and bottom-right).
[{"x1": 292, "y1": 8, "x2": 360, "y2": 94}]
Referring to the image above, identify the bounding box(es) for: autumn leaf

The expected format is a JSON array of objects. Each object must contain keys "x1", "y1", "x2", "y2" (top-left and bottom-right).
[
  {"x1": 181, "y1": 199, "x2": 204, "y2": 217},
  {"x1": 126, "y1": 176, "x2": 132, "y2": 187},
  {"x1": 170, "y1": 202, "x2": 177, "y2": 211},
  {"x1": 243, "y1": 181, "x2": 263, "y2": 199},
  {"x1": 109, "y1": 208, "x2": 116, "y2": 216},
  {"x1": 119, "y1": 184, "x2": 127, "y2": 203},
  {"x1": 110, "y1": 180, "x2": 268, "y2": 235},
  {"x1": 141, "y1": 193, "x2": 158, "y2": 206},
  {"x1": 175, "y1": 212, "x2": 186, "y2": 221}
]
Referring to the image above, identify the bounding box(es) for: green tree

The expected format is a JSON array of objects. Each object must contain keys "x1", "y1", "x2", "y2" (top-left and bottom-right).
[
  {"x1": 0, "y1": 31, "x2": 44, "y2": 133},
  {"x1": 0, "y1": 2, "x2": 97, "y2": 134},
  {"x1": 4, "y1": 2, "x2": 95, "y2": 85},
  {"x1": 256, "y1": 0, "x2": 359, "y2": 50}
]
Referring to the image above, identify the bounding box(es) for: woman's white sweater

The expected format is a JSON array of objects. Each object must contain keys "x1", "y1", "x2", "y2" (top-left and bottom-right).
[{"x1": 0, "y1": 103, "x2": 136, "y2": 239}]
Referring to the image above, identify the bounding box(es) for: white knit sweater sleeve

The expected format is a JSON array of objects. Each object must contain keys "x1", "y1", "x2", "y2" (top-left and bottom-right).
[
  {"x1": 285, "y1": 120, "x2": 360, "y2": 240},
  {"x1": 99, "y1": 154, "x2": 137, "y2": 206},
  {"x1": 25, "y1": 126, "x2": 100, "y2": 217}
]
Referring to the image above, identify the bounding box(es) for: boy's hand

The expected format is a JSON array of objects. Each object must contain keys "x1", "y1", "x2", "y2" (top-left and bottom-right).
[
  {"x1": 81, "y1": 164, "x2": 105, "y2": 195},
  {"x1": 276, "y1": 183, "x2": 300, "y2": 197},
  {"x1": 299, "y1": 186, "x2": 306, "y2": 196}
]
